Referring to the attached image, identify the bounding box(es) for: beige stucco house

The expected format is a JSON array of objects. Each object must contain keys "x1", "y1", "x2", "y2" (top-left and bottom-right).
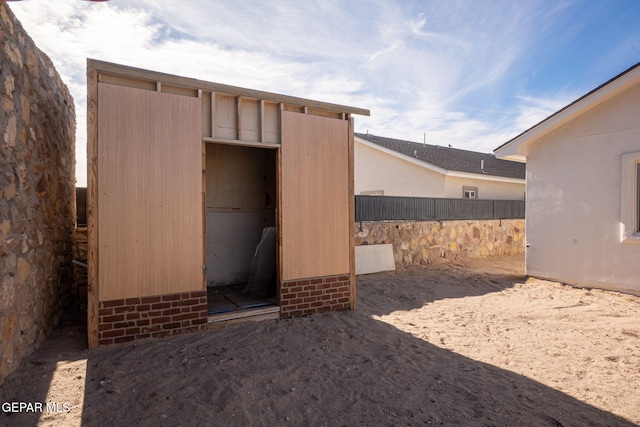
[
  {"x1": 356, "y1": 133, "x2": 525, "y2": 200},
  {"x1": 495, "y1": 62, "x2": 640, "y2": 295}
]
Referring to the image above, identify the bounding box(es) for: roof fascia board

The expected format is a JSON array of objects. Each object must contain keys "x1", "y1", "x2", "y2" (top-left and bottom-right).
[
  {"x1": 88, "y1": 58, "x2": 370, "y2": 116},
  {"x1": 356, "y1": 137, "x2": 525, "y2": 184},
  {"x1": 445, "y1": 170, "x2": 525, "y2": 184},
  {"x1": 495, "y1": 63, "x2": 640, "y2": 159}
]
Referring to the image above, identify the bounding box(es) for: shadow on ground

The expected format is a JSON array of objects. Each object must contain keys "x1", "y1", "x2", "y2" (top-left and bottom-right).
[{"x1": 1, "y1": 255, "x2": 635, "y2": 426}]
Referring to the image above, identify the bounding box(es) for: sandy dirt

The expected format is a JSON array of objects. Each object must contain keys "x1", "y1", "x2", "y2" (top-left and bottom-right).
[{"x1": 2, "y1": 254, "x2": 640, "y2": 426}]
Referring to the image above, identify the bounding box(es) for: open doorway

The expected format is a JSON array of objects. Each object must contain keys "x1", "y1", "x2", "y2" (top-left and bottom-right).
[{"x1": 205, "y1": 143, "x2": 278, "y2": 319}]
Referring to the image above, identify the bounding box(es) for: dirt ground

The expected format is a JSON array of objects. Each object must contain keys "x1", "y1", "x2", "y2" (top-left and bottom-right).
[{"x1": 2, "y1": 254, "x2": 639, "y2": 426}]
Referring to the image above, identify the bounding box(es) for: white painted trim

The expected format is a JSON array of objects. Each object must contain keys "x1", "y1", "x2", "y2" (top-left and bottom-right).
[
  {"x1": 356, "y1": 137, "x2": 525, "y2": 185},
  {"x1": 620, "y1": 152, "x2": 640, "y2": 244}
]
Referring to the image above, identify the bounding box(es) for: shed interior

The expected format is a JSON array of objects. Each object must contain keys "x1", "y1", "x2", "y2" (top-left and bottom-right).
[{"x1": 205, "y1": 143, "x2": 278, "y2": 315}]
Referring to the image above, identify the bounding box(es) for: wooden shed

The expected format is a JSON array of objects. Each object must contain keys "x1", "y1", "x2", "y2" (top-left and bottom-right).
[{"x1": 86, "y1": 59, "x2": 369, "y2": 347}]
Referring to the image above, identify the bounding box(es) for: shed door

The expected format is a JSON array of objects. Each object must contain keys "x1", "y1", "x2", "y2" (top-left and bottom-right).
[
  {"x1": 97, "y1": 83, "x2": 203, "y2": 301},
  {"x1": 280, "y1": 111, "x2": 350, "y2": 280}
]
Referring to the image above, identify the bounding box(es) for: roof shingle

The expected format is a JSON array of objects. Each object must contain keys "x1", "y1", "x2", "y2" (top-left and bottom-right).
[{"x1": 356, "y1": 133, "x2": 525, "y2": 180}]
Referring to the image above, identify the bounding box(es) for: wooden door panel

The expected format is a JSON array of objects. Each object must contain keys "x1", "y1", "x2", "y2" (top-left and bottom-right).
[
  {"x1": 280, "y1": 111, "x2": 349, "y2": 280},
  {"x1": 98, "y1": 83, "x2": 202, "y2": 300}
]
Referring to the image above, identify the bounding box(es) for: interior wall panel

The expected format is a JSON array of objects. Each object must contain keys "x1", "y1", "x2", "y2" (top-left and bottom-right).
[{"x1": 97, "y1": 83, "x2": 203, "y2": 300}]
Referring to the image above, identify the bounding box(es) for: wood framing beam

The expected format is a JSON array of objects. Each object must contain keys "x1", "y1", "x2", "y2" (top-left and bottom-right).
[
  {"x1": 347, "y1": 116, "x2": 356, "y2": 310},
  {"x1": 210, "y1": 92, "x2": 216, "y2": 139},
  {"x1": 86, "y1": 65, "x2": 99, "y2": 348},
  {"x1": 202, "y1": 137, "x2": 280, "y2": 149},
  {"x1": 236, "y1": 96, "x2": 242, "y2": 140}
]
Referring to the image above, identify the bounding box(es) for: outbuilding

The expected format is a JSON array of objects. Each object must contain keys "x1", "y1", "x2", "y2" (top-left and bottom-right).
[
  {"x1": 494, "y1": 61, "x2": 640, "y2": 295},
  {"x1": 87, "y1": 60, "x2": 369, "y2": 347}
]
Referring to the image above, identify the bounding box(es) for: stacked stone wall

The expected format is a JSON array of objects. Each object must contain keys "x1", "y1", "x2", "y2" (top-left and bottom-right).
[
  {"x1": 0, "y1": 4, "x2": 75, "y2": 384},
  {"x1": 355, "y1": 219, "x2": 524, "y2": 268}
]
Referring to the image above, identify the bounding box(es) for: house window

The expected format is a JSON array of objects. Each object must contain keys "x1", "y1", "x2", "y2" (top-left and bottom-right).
[
  {"x1": 463, "y1": 186, "x2": 478, "y2": 199},
  {"x1": 620, "y1": 153, "x2": 640, "y2": 243}
]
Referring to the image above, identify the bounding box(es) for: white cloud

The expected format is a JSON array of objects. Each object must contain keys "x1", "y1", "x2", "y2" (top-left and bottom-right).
[{"x1": 9, "y1": 0, "x2": 604, "y2": 184}]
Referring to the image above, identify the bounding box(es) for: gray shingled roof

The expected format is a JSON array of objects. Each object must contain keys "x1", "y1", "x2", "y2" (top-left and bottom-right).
[{"x1": 356, "y1": 133, "x2": 525, "y2": 180}]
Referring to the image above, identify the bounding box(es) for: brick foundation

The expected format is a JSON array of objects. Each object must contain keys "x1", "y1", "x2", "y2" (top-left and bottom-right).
[
  {"x1": 280, "y1": 274, "x2": 352, "y2": 318},
  {"x1": 97, "y1": 290, "x2": 208, "y2": 345}
]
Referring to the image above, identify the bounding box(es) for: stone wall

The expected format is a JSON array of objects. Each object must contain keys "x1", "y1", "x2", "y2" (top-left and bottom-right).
[
  {"x1": 0, "y1": 4, "x2": 76, "y2": 385},
  {"x1": 355, "y1": 219, "x2": 524, "y2": 268}
]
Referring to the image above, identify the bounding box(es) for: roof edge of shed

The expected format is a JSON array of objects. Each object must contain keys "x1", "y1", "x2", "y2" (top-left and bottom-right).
[{"x1": 87, "y1": 58, "x2": 370, "y2": 117}]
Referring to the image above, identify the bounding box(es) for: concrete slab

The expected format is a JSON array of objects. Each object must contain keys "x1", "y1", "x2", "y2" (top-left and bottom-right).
[{"x1": 355, "y1": 244, "x2": 396, "y2": 275}]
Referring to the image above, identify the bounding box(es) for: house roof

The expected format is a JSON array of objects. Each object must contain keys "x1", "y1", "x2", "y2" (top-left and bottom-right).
[
  {"x1": 494, "y1": 60, "x2": 640, "y2": 162},
  {"x1": 356, "y1": 133, "x2": 525, "y2": 180}
]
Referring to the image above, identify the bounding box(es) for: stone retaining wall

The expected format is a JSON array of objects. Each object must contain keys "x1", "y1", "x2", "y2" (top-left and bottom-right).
[
  {"x1": 0, "y1": 4, "x2": 76, "y2": 385},
  {"x1": 355, "y1": 219, "x2": 524, "y2": 268}
]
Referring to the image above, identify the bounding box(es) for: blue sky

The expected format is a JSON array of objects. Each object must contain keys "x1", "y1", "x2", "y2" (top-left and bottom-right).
[{"x1": 10, "y1": 0, "x2": 640, "y2": 186}]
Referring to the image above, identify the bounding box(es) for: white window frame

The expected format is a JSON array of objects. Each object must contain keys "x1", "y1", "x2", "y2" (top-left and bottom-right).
[
  {"x1": 463, "y1": 186, "x2": 478, "y2": 199},
  {"x1": 620, "y1": 152, "x2": 640, "y2": 244}
]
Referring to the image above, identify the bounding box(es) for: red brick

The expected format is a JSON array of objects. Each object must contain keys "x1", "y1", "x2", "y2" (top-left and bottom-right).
[
  {"x1": 297, "y1": 291, "x2": 310, "y2": 298},
  {"x1": 282, "y1": 293, "x2": 297, "y2": 300},
  {"x1": 114, "y1": 306, "x2": 136, "y2": 314},
  {"x1": 125, "y1": 327, "x2": 140, "y2": 335},
  {"x1": 289, "y1": 298, "x2": 303, "y2": 305},
  {"x1": 102, "y1": 299, "x2": 125, "y2": 308},
  {"x1": 162, "y1": 294, "x2": 181, "y2": 302},
  {"x1": 99, "y1": 338, "x2": 114, "y2": 346},
  {"x1": 141, "y1": 325, "x2": 161, "y2": 333},
  {"x1": 190, "y1": 291, "x2": 206, "y2": 298},
  {"x1": 147, "y1": 310, "x2": 162, "y2": 318},
  {"x1": 288, "y1": 286, "x2": 303, "y2": 293},
  {"x1": 173, "y1": 312, "x2": 199, "y2": 322},
  {"x1": 114, "y1": 321, "x2": 135, "y2": 329},
  {"x1": 98, "y1": 323, "x2": 113, "y2": 332},
  {"x1": 296, "y1": 280, "x2": 310, "y2": 286},
  {"x1": 141, "y1": 296, "x2": 162, "y2": 304},
  {"x1": 162, "y1": 322, "x2": 181, "y2": 330},
  {"x1": 151, "y1": 302, "x2": 171, "y2": 310},
  {"x1": 103, "y1": 314, "x2": 124, "y2": 323},
  {"x1": 137, "y1": 319, "x2": 150, "y2": 327},
  {"x1": 325, "y1": 277, "x2": 338, "y2": 283},
  {"x1": 125, "y1": 298, "x2": 140, "y2": 305},
  {"x1": 102, "y1": 329, "x2": 125, "y2": 338},
  {"x1": 179, "y1": 298, "x2": 199, "y2": 307},
  {"x1": 136, "y1": 304, "x2": 151, "y2": 312},
  {"x1": 98, "y1": 308, "x2": 113, "y2": 316},
  {"x1": 310, "y1": 278, "x2": 323, "y2": 284},
  {"x1": 126, "y1": 312, "x2": 140, "y2": 320},
  {"x1": 310, "y1": 301, "x2": 324, "y2": 308},
  {"x1": 151, "y1": 331, "x2": 172, "y2": 338},
  {"x1": 162, "y1": 308, "x2": 181, "y2": 316},
  {"x1": 191, "y1": 318, "x2": 207, "y2": 325},
  {"x1": 114, "y1": 336, "x2": 135, "y2": 344},
  {"x1": 338, "y1": 275, "x2": 349, "y2": 281},
  {"x1": 151, "y1": 316, "x2": 171, "y2": 325},
  {"x1": 310, "y1": 290, "x2": 322, "y2": 296},
  {"x1": 190, "y1": 304, "x2": 207, "y2": 313}
]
